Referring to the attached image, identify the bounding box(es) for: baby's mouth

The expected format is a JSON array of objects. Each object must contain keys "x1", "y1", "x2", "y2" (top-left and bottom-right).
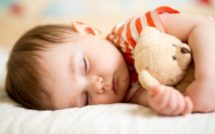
[{"x1": 112, "y1": 77, "x2": 117, "y2": 95}]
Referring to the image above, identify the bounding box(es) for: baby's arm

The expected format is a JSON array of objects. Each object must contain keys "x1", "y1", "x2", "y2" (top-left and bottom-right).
[
  {"x1": 130, "y1": 13, "x2": 215, "y2": 115},
  {"x1": 129, "y1": 85, "x2": 193, "y2": 116},
  {"x1": 160, "y1": 13, "x2": 215, "y2": 112}
]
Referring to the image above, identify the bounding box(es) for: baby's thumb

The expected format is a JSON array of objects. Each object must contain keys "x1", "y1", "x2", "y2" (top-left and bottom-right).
[{"x1": 148, "y1": 85, "x2": 162, "y2": 97}]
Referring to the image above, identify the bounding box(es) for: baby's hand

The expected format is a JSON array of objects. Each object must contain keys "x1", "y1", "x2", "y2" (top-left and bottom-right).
[{"x1": 148, "y1": 85, "x2": 193, "y2": 116}]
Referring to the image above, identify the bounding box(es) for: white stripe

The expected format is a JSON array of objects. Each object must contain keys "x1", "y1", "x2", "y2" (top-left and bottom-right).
[
  {"x1": 150, "y1": 10, "x2": 165, "y2": 32},
  {"x1": 114, "y1": 37, "x2": 118, "y2": 44},
  {"x1": 120, "y1": 45, "x2": 126, "y2": 53},
  {"x1": 131, "y1": 82, "x2": 141, "y2": 91},
  {"x1": 121, "y1": 23, "x2": 128, "y2": 43},
  {"x1": 131, "y1": 51, "x2": 134, "y2": 59},
  {"x1": 110, "y1": 34, "x2": 118, "y2": 44},
  {"x1": 130, "y1": 17, "x2": 139, "y2": 43},
  {"x1": 113, "y1": 24, "x2": 120, "y2": 34},
  {"x1": 140, "y1": 15, "x2": 148, "y2": 31},
  {"x1": 128, "y1": 44, "x2": 133, "y2": 50},
  {"x1": 120, "y1": 22, "x2": 128, "y2": 50},
  {"x1": 119, "y1": 27, "x2": 127, "y2": 53},
  {"x1": 114, "y1": 18, "x2": 128, "y2": 33}
]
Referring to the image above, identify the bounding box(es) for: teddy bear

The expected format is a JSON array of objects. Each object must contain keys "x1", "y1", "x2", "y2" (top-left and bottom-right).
[{"x1": 134, "y1": 26, "x2": 193, "y2": 92}]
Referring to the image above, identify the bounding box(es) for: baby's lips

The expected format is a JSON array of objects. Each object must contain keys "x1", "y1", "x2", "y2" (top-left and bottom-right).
[{"x1": 112, "y1": 78, "x2": 117, "y2": 94}]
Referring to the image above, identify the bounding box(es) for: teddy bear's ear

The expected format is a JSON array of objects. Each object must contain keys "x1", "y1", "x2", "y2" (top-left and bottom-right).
[{"x1": 71, "y1": 21, "x2": 101, "y2": 36}]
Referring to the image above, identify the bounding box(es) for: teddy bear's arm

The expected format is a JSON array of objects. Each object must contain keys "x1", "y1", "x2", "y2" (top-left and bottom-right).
[{"x1": 139, "y1": 70, "x2": 160, "y2": 90}]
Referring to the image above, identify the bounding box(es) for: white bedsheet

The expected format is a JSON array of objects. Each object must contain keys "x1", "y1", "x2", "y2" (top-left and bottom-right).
[{"x1": 1, "y1": 49, "x2": 215, "y2": 134}]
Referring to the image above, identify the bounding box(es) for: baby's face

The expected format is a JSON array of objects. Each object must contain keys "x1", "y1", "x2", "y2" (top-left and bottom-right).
[{"x1": 41, "y1": 35, "x2": 130, "y2": 109}]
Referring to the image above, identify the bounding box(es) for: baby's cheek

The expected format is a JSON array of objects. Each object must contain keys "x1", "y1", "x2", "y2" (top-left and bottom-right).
[{"x1": 91, "y1": 95, "x2": 121, "y2": 104}]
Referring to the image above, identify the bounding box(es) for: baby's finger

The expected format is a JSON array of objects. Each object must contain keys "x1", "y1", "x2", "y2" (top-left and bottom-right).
[
  {"x1": 160, "y1": 89, "x2": 177, "y2": 115},
  {"x1": 148, "y1": 86, "x2": 169, "y2": 111},
  {"x1": 161, "y1": 89, "x2": 186, "y2": 116},
  {"x1": 156, "y1": 87, "x2": 173, "y2": 112},
  {"x1": 182, "y1": 97, "x2": 193, "y2": 115},
  {"x1": 170, "y1": 91, "x2": 185, "y2": 115}
]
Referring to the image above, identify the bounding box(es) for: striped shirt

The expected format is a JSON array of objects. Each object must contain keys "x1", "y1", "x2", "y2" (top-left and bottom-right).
[{"x1": 107, "y1": 6, "x2": 180, "y2": 101}]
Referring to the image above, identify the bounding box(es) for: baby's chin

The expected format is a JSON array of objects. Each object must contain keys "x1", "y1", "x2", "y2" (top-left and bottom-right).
[
  {"x1": 118, "y1": 80, "x2": 130, "y2": 101},
  {"x1": 122, "y1": 73, "x2": 130, "y2": 89}
]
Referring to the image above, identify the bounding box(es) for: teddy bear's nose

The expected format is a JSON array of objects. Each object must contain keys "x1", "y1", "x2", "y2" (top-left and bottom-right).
[{"x1": 181, "y1": 47, "x2": 190, "y2": 54}]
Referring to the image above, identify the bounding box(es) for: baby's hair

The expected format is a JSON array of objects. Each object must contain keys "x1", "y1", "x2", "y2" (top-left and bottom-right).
[{"x1": 6, "y1": 24, "x2": 80, "y2": 110}]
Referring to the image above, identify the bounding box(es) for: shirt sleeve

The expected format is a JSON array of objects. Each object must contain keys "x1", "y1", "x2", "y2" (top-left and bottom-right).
[{"x1": 107, "y1": 6, "x2": 179, "y2": 65}]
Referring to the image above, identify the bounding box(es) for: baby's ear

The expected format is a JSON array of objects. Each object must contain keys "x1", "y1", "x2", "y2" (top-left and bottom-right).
[{"x1": 71, "y1": 21, "x2": 101, "y2": 36}]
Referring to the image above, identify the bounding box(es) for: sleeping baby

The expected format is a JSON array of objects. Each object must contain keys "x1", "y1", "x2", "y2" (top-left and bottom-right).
[{"x1": 5, "y1": 6, "x2": 215, "y2": 116}]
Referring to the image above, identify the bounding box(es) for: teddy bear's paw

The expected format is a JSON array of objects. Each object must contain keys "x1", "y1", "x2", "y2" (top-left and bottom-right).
[
  {"x1": 138, "y1": 70, "x2": 160, "y2": 90},
  {"x1": 148, "y1": 85, "x2": 193, "y2": 116}
]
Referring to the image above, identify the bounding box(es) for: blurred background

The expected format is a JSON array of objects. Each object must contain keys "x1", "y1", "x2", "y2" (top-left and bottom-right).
[{"x1": 0, "y1": 0, "x2": 215, "y2": 49}]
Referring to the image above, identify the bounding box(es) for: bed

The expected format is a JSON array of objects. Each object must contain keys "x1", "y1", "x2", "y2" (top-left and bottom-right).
[
  {"x1": 1, "y1": 1, "x2": 215, "y2": 133},
  {"x1": 1, "y1": 48, "x2": 215, "y2": 134}
]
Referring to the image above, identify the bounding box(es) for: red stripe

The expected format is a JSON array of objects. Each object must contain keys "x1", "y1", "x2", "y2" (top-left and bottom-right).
[
  {"x1": 135, "y1": 17, "x2": 142, "y2": 35},
  {"x1": 124, "y1": 41, "x2": 134, "y2": 64},
  {"x1": 155, "y1": 6, "x2": 179, "y2": 14},
  {"x1": 126, "y1": 20, "x2": 136, "y2": 48},
  {"x1": 146, "y1": 11, "x2": 156, "y2": 27},
  {"x1": 115, "y1": 26, "x2": 123, "y2": 46}
]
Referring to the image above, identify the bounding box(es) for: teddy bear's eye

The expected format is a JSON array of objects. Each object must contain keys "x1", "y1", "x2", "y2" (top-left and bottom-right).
[
  {"x1": 181, "y1": 47, "x2": 190, "y2": 54},
  {"x1": 172, "y1": 44, "x2": 177, "y2": 47},
  {"x1": 172, "y1": 56, "x2": 176, "y2": 60}
]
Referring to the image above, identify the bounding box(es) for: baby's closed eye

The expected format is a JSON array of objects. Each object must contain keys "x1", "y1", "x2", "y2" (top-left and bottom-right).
[{"x1": 82, "y1": 57, "x2": 90, "y2": 75}]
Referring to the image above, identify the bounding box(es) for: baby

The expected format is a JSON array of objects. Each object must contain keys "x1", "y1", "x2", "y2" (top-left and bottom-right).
[{"x1": 5, "y1": 6, "x2": 215, "y2": 116}]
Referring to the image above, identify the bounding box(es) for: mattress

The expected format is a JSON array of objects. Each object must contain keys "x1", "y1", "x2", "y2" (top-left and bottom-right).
[{"x1": 1, "y1": 48, "x2": 215, "y2": 134}]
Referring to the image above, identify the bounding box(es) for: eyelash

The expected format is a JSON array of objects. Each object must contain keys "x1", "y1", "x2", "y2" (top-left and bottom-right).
[
  {"x1": 83, "y1": 57, "x2": 88, "y2": 74},
  {"x1": 85, "y1": 92, "x2": 89, "y2": 105},
  {"x1": 82, "y1": 57, "x2": 89, "y2": 105}
]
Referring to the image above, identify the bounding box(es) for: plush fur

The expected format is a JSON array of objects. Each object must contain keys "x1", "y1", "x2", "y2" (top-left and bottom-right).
[{"x1": 134, "y1": 27, "x2": 192, "y2": 90}]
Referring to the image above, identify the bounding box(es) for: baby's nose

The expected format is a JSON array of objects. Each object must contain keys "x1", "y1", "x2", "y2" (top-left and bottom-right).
[
  {"x1": 93, "y1": 76, "x2": 104, "y2": 94},
  {"x1": 181, "y1": 47, "x2": 190, "y2": 54}
]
